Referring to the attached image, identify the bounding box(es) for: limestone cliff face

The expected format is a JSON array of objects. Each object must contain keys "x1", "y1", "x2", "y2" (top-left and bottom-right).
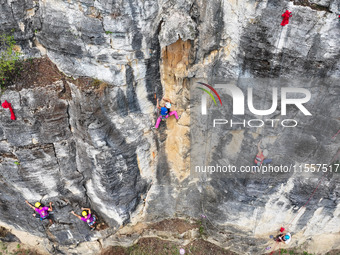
[{"x1": 0, "y1": 0, "x2": 340, "y2": 254}]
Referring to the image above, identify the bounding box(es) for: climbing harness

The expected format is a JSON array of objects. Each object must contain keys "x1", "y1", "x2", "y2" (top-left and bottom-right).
[{"x1": 160, "y1": 107, "x2": 169, "y2": 121}]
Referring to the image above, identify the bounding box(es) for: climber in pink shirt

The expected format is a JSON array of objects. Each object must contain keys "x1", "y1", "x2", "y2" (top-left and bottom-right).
[
  {"x1": 71, "y1": 208, "x2": 97, "y2": 230},
  {"x1": 25, "y1": 200, "x2": 53, "y2": 225}
]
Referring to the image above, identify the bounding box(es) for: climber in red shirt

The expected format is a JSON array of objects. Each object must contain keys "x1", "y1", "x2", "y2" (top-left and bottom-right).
[
  {"x1": 254, "y1": 140, "x2": 272, "y2": 166},
  {"x1": 281, "y1": 10, "x2": 292, "y2": 26},
  {"x1": 2, "y1": 100, "x2": 16, "y2": 120}
]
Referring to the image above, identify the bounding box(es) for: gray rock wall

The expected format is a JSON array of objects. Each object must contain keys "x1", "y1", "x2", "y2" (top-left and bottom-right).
[
  {"x1": 0, "y1": 81, "x2": 151, "y2": 248},
  {"x1": 1, "y1": 0, "x2": 340, "y2": 254}
]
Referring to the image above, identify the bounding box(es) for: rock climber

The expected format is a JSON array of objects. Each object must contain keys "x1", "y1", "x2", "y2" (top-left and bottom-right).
[
  {"x1": 162, "y1": 97, "x2": 172, "y2": 111},
  {"x1": 154, "y1": 98, "x2": 180, "y2": 129},
  {"x1": 274, "y1": 232, "x2": 292, "y2": 244},
  {"x1": 25, "y1": 200, "x2": 53, "y2": 225},
  {"x1": 71, "y1": 208, "x2": 96, "y2": 230},
  {"x1": 281, "y1": 10, "x2": 292, "y2": 26},
  {"x1": 254, "y1": 140, "x2": 272, "y2": 166},
  {"x1": 2, "y1": 100, "x2": 16, "y2": 120}
]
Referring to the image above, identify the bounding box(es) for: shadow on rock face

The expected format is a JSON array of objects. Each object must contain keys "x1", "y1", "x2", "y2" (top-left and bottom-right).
[{"x1": 0, "y1": 227, "x2": 20, "y2": 243}]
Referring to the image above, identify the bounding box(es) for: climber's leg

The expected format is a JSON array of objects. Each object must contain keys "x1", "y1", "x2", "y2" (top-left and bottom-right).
[
  {"x1": 88, "y1": 216, "x2": 96, "y2": 231},
  {"x1": 169, "y1": 111, "x2": 179, "y2": 119},
  {"x1": 263, "y1": 159, "x2": 272, "y2": 165},
  {"x1": 155, "y1": 116, "x2": 162, "y2": 128}
]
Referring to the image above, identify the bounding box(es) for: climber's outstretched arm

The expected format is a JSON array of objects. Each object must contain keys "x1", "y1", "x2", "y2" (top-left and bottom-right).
[
  {"x1": 71, "y1": 211, "x2": 82, "y2": 220},
  {"x1": 257, "y1": 140, "x2": 262, "y2": 154},
  {"x1": 25, "y1": 200, "x2": 35, "y2": 210},
  {"x1": 157, "y1": 99, "x2": 161, "y2": 109}
]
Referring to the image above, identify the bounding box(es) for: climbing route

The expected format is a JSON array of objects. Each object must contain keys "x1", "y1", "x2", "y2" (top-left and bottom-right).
[
  {"x1": 199, "y1": 91, "x2": 224, "y2": 235},
  {"x1": 265, "y1": 7, "x2": 330, "y2": 255},
  {"x1": 267, "y1": 127, "x2": 340, "y2": 254}
]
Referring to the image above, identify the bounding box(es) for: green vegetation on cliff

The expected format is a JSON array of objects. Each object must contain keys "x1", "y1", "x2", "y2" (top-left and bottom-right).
[{"x1": 0, "y1": 32, "x2": 21, "y2": 90}]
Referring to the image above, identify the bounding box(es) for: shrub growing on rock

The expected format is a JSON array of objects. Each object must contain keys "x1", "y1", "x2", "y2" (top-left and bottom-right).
[{"x1": 0, "y1": 32, "x2": 21, "y2": 89}]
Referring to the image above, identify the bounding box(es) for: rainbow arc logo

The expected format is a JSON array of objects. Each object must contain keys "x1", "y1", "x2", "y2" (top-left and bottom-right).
[{"x1": 196, "y1": 82, "x2": 223, "y2": 106}]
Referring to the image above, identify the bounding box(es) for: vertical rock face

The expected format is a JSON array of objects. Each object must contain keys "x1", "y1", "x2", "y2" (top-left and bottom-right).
[
  {"x1": 0, "y1": 0, "x2": 340, "y2": 254},
  {"x1": 0, "y1": 80, "x2": 151, "y2": 249},
  {"x1": 160, "y1": 38, "x2": 191, "y2": 181}
]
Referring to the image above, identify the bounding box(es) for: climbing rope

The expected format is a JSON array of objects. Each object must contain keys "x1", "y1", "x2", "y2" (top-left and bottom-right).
[
  {"x1": 252, "y1": 181, "x2": 286, "y2": 235},
  {"x1": 199, "y1": 88, "x2": 226, "y2": 235},
  {"x1": 268, "y1": 26, "x2": 284, "y2": 78},
  {"x1": 268, "y1": 173, "x2": 326, "y2": 255},
  {"x1": 280, "y1": 124, "x2": 340, "y2": 231},
  {"x1": 262, "y1": 9, "x2": 287, "y2": 137},
  {"x1": 286, "y1": 174, "x2": 327, "y2": 229},
  {"x1": 269, "y1": 159, "x2": 336, "y2": 255},
  {"x1": 269, "y1": 240, "x2": 282, "y2": 255},
  {"x1": 266, "y1": 8, "x2": 324, "y2": 255},
  {"x1": 200, "y1": 104, "x2": 217, "y2": 234},
  {"x1": 332, "y1": 129, "x2": 340, "y2": 140},
  {"x1": 267, "y1": 141, "x2": 340, "y2": 255},
  {"x1": 330, "y1": 148, "x2": 340, "y2": 164}
]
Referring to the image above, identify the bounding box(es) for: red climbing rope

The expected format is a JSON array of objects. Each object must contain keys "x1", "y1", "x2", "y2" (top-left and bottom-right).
[
  {"x1": 269, "y1": 118, "x2": 337, "y2": 255},
  {"x1": 269, "y1": 175, "x2": 326, "y2": 254},
  {"x1": 269, "y1": 240, "x2": 282, "y2": 255},
  {"x1": 270, "y1": 163, "x2": 331, "y2": 253},
  {"x1": 285, "y1": 174, "x2": 326, "y2": 228},
  {"x1": 332, "y1": 129, "x2": 340, "y2": 139}
]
